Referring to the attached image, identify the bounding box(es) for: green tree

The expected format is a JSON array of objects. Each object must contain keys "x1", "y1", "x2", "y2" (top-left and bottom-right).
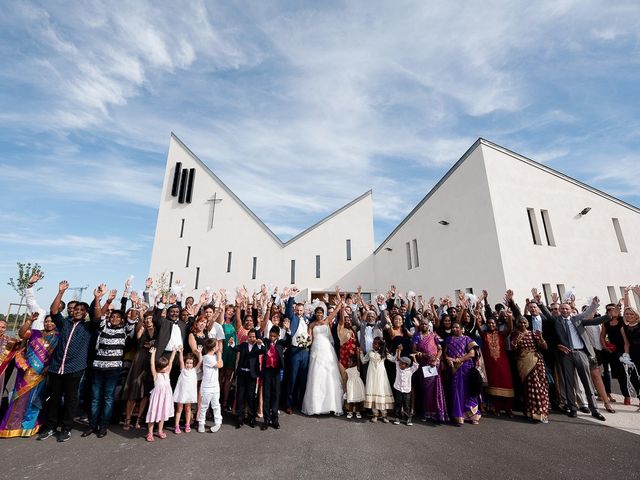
[{"x1": 8, "y1": 262, "x2": 44, "y2": 298}]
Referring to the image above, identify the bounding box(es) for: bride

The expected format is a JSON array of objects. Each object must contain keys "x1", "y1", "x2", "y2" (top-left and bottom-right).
[{"x1": 301, "y1": 291, "x2": 344, "y2": 416}]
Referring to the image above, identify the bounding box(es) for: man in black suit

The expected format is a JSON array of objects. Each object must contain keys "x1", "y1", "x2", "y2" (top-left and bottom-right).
[
  {"x1": 261, "y1": 326, "x2": 289, "y2": 430},
  {"x1": 233, "y1": 329, "x2": 263, "y2": 428},
  {"x1": 540, "y1": 296, "x2": 606, "y2": 421},
  {"x1": 153, "y1": 304, "x2": 188, "y2": 388}
]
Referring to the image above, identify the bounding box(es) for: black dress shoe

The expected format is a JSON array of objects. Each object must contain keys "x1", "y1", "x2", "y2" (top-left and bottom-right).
[
  {"x1": 260, "y1": 424, "x2": 269, "y2": 431},
  {"x1": 97, "y1": 427, "x2": 108, "y2": 438},
  {"x1": 248, "y1": 419, "x2": 256, "y2": 428},
  {"x1": 568, "y1": 410, "x2": 578, "y2": 418},
  {"x1": 272, "y1": 421, "x2": 280, "y2": 430},
  {"x1": 37, "y1": 429, "x2": 56, "y2": 441},
  {"x1": 591, "y1": 411, "x2": 606, "y2": 421},
  {"x1": 235, "y1": 419, "x2": 243, "y2": 429},
  {"x1": 81, "y1": 428, "x2": 96, "y2": 438},
  {"x1": 579, "y1": 406, "x2": 590, "y2": 414}
]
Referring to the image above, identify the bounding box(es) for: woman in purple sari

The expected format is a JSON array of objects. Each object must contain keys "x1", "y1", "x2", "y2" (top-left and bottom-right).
[
  {"x1": 444, "y1": 322, "x2": 480, "y2": 425},
  {"x1": 0, "y1": 313, "x2": 58, "y2": 438},
  {"x1": 413, "y1": 319, "x2": 448, "y2": 423}
]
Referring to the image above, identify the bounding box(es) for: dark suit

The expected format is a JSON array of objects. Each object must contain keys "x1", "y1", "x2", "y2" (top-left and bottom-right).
[
  {"x1": 261, "y1": 337, "x2": 288, "y2": 425},
  {"x1": 540, "y1": 302, "x2": 604, "y2": 412},
  {"x1": 153, "y1": 310, "x2": 188, "y2": 388},
  {"x1": 234, "y1": 342, "x2": 263, "y2": 424}
]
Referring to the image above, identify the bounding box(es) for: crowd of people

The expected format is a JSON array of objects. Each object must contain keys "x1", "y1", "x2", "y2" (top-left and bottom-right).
[{"x1": 0, "y1": 273, "x2": 639, "y2": 442}]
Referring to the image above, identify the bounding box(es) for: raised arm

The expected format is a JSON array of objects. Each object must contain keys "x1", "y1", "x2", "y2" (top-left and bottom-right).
[
  {"x1": 19, "y1": 311, "x2": 39, "y2": 339},
  {"x1": 149, "y1": 347, "x2": 158, "y2": 378},
  {"x1": 50, "y1": 280, "x2": 69, "y2": 318},
  {"x1": 178, "y1": 346, "x2": 185, "y2": 370}
]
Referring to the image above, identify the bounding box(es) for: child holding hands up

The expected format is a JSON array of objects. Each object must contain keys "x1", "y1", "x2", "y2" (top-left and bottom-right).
[
  {"x1": 173, "y1": 346, "x2": 202, "y2": 433},
  {"x1": 146, "y1": 347, "x2": 177, "y2": 441}
]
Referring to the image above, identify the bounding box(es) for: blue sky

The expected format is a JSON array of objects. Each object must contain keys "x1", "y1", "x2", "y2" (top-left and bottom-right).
[{"x1": 1, "y1": 0, "x2": 639, "y2": 309}]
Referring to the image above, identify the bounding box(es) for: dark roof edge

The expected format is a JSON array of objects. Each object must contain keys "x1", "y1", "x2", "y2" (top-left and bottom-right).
[
  {"x1": 373, "y1": 138, "x2": 483, "y2": 254},
  {"x1": 170, "y1": 133, "x2": 373, "y2": 249},
  {"x1": 284, "y1": 190, "x2": 373, "y2": 246},
  {"x1": 479, "y1": 138, "x2": 640, "y2": 214}
]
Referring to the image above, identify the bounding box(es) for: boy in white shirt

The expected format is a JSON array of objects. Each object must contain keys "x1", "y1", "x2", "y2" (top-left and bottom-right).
[{"x1": 198, "y1": 338, "x2": 223, "y2": 433}]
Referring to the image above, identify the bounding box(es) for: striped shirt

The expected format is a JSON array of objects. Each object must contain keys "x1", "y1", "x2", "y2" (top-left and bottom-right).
[{"x1": 92, "y1": 318, "x2": 136, "y2": 370}]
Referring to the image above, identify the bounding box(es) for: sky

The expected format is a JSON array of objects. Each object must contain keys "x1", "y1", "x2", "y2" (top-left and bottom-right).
[{"x1": 1, "y1": 0, "x2": 639, "y2": 310}]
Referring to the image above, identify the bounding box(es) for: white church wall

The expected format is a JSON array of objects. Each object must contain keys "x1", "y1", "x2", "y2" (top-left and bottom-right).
[
  {"x1": 373, "y1": 143, "x2": 508, "y2": 300},
  {"x1": 149, "y1": 135, "x2": 376, "y2": 300},
  {"x1": 482, "y1": 142, "x2": 640, "y2": 308}
]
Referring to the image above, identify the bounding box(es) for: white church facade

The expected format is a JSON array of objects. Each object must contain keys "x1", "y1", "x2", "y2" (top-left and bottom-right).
[{"x1": 149, "y1": 134, "x2": 640, "y2": 307}]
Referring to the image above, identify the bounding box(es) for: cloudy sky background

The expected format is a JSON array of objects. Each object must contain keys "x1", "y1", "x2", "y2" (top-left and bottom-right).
[{"x1": 1, "y1": 0, "x2": 639, "y2": 309}]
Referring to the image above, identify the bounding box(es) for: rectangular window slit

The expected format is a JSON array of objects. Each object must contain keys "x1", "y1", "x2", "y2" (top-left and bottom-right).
[
  {"x1": 227, "y1": 252, "x2": 232, "y2": 273},
  {"x1": 612, "y1": 218, "x2": 628, "y2": 252},
  {"x1": 195, "y1": 267, "x2": 200, "y2": 290},
  {"x1": 527, "y1": 208, "x2": 542, "y2": 245},
  {"x1": 346, "y1": 239, "x2": 352, "y2": 261},
  {"x1": 252, "y1": 257, "x2": 257, "y2": 280},
  {"x1": 541, "y1": 209, "x2": 555, "y2": 246},
  {"x1": 185, "y1": 246, "x2": 191, "y2": 268},
  {"x1": 412, "y1": 239, "x2": 420, "y2": 267},
  {"x1": 406, "y1": 242, "x2": 412, "y2": 270},
  {"x1": 290, "y1": 260, "x2": 296, "y2": 284},
  {"x1": 315, "y1": 255, "x2": 321, "y2": 279}
]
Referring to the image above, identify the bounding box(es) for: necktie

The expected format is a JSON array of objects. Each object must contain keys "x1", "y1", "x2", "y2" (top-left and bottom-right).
[{"x1": 564, "y1": 318, "x2": 573, "y2": 349}]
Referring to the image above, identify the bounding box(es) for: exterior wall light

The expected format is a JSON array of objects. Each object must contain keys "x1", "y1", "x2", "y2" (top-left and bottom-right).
[
  {"x1": 579, "y1": 207, "x2": 591, "y2": 216},
  {"x1": 438, "y1": 220, "x2": 450, "y2": 225}
]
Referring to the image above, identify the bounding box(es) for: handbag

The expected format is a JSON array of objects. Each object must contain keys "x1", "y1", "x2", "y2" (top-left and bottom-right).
[{"x1": 468, "y1": 367, "x2": 484, "y2": 396}]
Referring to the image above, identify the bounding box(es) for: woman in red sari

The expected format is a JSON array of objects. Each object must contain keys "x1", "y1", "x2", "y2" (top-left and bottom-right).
[{"x1": 481, "y1": 311, "x2": 514, "y2": 415}]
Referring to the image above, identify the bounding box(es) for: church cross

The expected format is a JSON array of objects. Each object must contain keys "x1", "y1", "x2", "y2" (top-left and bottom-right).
[{"x1": 206, "y1": 193, "x2": 223, "y2": 230}]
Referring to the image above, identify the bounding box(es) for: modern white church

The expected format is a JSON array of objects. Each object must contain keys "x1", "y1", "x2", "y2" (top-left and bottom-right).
[{"x1": 149, "y1": 134, "x2": 640, "y2": 308}]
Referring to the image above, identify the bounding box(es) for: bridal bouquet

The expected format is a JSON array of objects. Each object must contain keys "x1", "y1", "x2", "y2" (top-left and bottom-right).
[{"x1": 296, "y1": 333, "x2": 311, "y2": 350}]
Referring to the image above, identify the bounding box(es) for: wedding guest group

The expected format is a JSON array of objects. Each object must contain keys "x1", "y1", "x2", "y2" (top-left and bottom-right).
[{"x1": 1, "y1": 271, "x2": 639, "y2": 444}]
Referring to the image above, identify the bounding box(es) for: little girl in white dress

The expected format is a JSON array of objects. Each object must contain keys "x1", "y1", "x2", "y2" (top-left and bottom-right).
[
  {"x1": 360, "y1": 338, "x2": 394, "y2": 422},
  {"x1": 344, "y1": 357, "x2": 365, "y2": 419},
  {"x1": 173, "y1": 347, "x2": 202, "y2": 433}
]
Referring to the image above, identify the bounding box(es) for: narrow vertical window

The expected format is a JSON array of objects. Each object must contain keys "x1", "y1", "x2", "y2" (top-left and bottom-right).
[
  {"x1": 252, "y1": 257, "x2": 257, "y2": 280},
  {"x1": 633, "y1": 291, "x2": 640, "y2": 310},
  {"x1": 290, "y1": 260, "x2": 296, "y2": 284},
  {"x1": 619, "y1": 287, "x2": 626, "y2": 302},
  {"x1": 527, "y1": 208, "x2": 542, "y2": 245},
  {"x1": 557, "y1": 284, "x2": 566, "y2": 300},
  {"x1": 179, "y1": 218, "x2": 185, "y2": 238},
  {"x1": 540, "y1": 210, "x2": 556, "y2": 246},
  {"x1": 346, "y1": 239, "x2": 352, "y2": 261},
  {"x1": 612, "y1": 218, "x2": 628, "y2": 252},
  {"x1": 185, "y1": 246, "x2": 191, "y2": 268},
  {"x1": 406, "y1": 242, "x2": 412, "y2": 270},
  {"x1": 412, "y1": 239, "x2": 420, "y2": 267},
  {"x1": 169, "y1": 271, "x2": 174, "y2": 287},
  {"x1": 465, "y1": 287, "x2": 474, "y2": 294},
  {"x1": 195, "y1": 267, "x2": 200, "y2": 290},
  {"x1": 226, "y1": 252, "x2": 232, "y2": 273},
  {"x1": 542, "y1": 283, "x2": 552, "y2": 305},
  {"x1": 315, "y1": 255, "x2": 321, "y2": 279},
  {"x1": 607, "y1": 286, "x2": 617, "y2": 303}
]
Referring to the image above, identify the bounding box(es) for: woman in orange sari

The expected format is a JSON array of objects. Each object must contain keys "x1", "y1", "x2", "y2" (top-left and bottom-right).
[{"x1": 481, "y1": 312, "x2": 514, "y2": 415}]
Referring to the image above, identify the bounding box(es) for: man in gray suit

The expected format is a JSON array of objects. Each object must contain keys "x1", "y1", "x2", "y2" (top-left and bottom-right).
[{"x1": 542, "y1": 296, "x2": 606, "y2": 421}]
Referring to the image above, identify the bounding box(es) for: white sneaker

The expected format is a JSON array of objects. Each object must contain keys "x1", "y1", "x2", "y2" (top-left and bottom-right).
[
  {"x1": 198, "y1": 423, "x2": 205, "y2": 433},
  {"x1": 393, "y1": 419, "x2": 400, "y2": 425},
  {"x1": 346, "y1": 412, "x2": 353, "y2": 419},
  {"x1": 210, "y1": 424, "x2": 221, "y2": 433},
  {"x1": 355, "y1": 412, "x2": 362, "y2": 419}
]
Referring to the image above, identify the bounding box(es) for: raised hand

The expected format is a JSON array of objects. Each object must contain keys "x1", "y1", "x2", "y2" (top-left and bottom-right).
[
  {"x1": 169, "y1": 293, "x2": 177, "y2": 304},
  {"x1": 504, "y1": 289, "x2": 514, "y2": 303},
  {"x1": 93, "y1": 285, "x2": 105, "y2": 299},
  {"x1": 282, "y1": 318, "x2": 290, "y2": 331},
  {"x1": 428, "y1": 296, "x2": 435, "y2": 305},
  {"x1": 551, "y1": 292, "x2": 559, "y2": 304},
  {"x1": 356, "y1": 285, "x2": 362, "y2": 294},
  {"x1": 481, "y1": 289, "x2": 488, "y2": 301},
  {"x1": 145, "y1": 277, "x2": 153, "y2": 289},
  {"x1": 322, "y1": 293, "x2": 329, "y2": 303},
  {"x1": 28, "y1": 271, "x2": 44, "y2": 285},
  {"x1": 59, "y1": 280, "x2": 69, "y2": 293},
  {"x1": 200, "y1": 292, "x2": 209, "y2": 304},
  {"x1": 30, "y1": 311, "x2": 40, "y2": 323},
  {"x1": 130, "y1": 291, "x2": 139, "y2": 303},
  {"x1": 124, "y1": 278, "x2": 131, "y2": 292},
  {"x1": 591, "y1": 296, "x2": 600, "y2": 308},
  {"x1": 107, "y1": 289, "x2": 117, "y2": 302}
]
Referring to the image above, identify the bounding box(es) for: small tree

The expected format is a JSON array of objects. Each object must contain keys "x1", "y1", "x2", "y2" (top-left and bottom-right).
[{"x1": 7, "y1": 262, "x2": 44, "y2": 326}]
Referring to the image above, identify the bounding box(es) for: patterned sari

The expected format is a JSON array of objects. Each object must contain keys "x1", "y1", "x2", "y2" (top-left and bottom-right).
[
  {"x1": 511, "y1": 331, "x2": 549, "y2": 421},
  {"x1": 0, "y1": 330, "x2": 59, "y2": 437},
  {"x1": 414, "y1": 332, "x2": 448, "y2": 422},
  {"x1": 338, "y1": 325, "x2": 357, "y2": 369},
  {"x1": 444, "y1": 335, "x2": 480, "y2": 422}
]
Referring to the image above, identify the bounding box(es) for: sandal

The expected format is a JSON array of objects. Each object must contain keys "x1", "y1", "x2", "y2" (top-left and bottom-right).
[
  {"x1": 146, "y1": 432, "x2": 154, "y2": 442},
  {"x1": 135, "y1": 419, "x2": 142, "y2": 429},
  {"x1": 123, "y1": 419, "x2": 131, "y2": 431},
  {"x1": 157, "y1": 431, "x2": 167, "y2": 439},
  {"x1": 605, "y1": 404, "x2": 616, "y2": 414}
]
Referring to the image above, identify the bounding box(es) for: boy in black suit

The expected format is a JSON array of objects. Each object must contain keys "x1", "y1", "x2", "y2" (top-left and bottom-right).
[
  {"x1": 233, "y1": 329, "x2": 263, "y2": 428},
  {"x1": 261, "y1": 326, "x2": 288, "y2": 430}
]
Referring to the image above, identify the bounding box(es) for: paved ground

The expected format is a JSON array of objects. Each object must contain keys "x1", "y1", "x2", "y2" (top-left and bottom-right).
[{"x1": 2, "y1": 404, "x2": 639, "y2": 480}]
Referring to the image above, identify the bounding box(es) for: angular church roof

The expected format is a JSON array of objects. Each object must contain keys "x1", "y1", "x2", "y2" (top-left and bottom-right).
[
  {"x1": 170, "y1": 133, "x2": 372, "y2": 248},
  {"x1": 374, "y1": 138, "x2": 640, "y2": 254}
]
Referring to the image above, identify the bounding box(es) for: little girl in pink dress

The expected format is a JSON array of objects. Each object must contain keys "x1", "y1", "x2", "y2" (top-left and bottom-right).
[{"x1": 146, "y1": 347, "x2": 177, "y2": 441}]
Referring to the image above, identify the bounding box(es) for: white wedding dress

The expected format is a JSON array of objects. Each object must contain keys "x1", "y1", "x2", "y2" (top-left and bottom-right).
[{"x1": 301, "y1": 324, "x2": 344, "y2": 415}]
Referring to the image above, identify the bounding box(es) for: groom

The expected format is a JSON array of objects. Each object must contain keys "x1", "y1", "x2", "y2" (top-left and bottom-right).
[{"x1": 284, "y1": 288, "x2": 309, "y2": 413}]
